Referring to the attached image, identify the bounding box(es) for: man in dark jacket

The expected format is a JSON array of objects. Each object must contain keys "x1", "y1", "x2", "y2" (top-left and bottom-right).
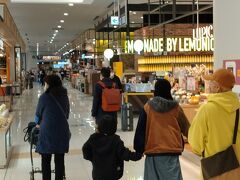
[
  {"x1": 110, "y1": 69, "x2": 123, "y2": 92},
  {"x1": 92, "y1": 67, "x2": 119, "y2": 124}
]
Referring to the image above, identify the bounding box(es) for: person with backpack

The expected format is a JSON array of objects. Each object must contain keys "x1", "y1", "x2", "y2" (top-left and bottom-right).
[
  {"x1": 34, "y1": 75, "x2": 70, "y2": 180},
  {"x1": 92, "y1": 67, "x2": 121, "y2": 124},
  {"x1": 82, "y1": 115, "x2": 142, "y2": 180}
]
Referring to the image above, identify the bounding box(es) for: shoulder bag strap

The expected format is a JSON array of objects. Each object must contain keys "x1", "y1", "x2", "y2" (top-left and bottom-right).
[
  {"x1": 233, "y1": 109, "x2": 239, "y2": 144},
  {"x1": 49, "y1": 93, "x2": 67, "y2": 120}
]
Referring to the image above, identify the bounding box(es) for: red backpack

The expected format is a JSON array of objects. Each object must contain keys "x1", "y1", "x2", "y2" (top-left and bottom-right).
[{"x1": 98, "y1": 81, "x2": 121, "y2": 112}]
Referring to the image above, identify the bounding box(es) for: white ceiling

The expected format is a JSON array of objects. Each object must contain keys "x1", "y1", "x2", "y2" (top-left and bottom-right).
[
  {"x1": 6, "y1": 0, "x2": 212, "y2": 55},
  {"x1": 7, "y1": 0, "x2": 114, "y2": 55}
]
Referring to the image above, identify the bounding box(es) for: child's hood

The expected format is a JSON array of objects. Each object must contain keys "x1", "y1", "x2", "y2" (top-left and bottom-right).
[{"x1": 91, "y1": 134, "x2": 120, "y2": 155}]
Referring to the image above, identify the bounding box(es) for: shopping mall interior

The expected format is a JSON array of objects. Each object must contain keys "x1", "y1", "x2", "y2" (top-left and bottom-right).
[{"x1": 0, "y1": 0, "x2": 239, "y2": 180}]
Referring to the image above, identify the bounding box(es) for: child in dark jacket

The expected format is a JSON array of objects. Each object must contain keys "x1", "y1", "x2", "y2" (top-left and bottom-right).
[{"x1": 82, "y1": 115, "x2": 142, "y2": 180}]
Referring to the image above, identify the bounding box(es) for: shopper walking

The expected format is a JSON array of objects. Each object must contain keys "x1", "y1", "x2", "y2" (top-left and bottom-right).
[
  {"x1": 134, "y1": 79, "x2": 190, "y2": 180},
  {"x1": 39, "y1": 69, "x2": 46, "y2": 86},
  {"x1": 92, "y1": 67, "x2": 120, "y2": 124},
  {"x1": 59, "y1": 68, "x2": 65, "y2": 80},
  {"x1": 25, "y1": 71, "x2": 34, "y2": 89},
  {"x1": 110, "y1": 69, "x2": 123, "y2": 92},
  {"x1": 82, "y1": 115, "x2": 142, "y2": 180},
  {"x1": 188, "y1": 69, "x2": 240, "y2": 177},
  {"x1": 35, "y1": 75, "x2": 70, "y2": 180}
]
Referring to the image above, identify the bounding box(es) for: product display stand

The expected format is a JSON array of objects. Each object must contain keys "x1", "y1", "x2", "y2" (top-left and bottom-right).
[{"x1": 0, "y1": 114, "x2": 13, "y2": 168}]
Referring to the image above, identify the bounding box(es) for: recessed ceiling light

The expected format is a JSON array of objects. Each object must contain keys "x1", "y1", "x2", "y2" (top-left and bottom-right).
[
  {"x1": 60, "y1": 20, "x2": 64, "y2": 23},
  {"x1": 66, "y1": 43, "x2": 69, "y2": 45},
  {"x1": 11, "y1": 0, "x2": 84, "y2": 3},
  {"x1": 58, "y1": 25, "x2": 62, "y2": 28},
  {"x1": 131, "y1": 21, "x2": 135, "y2": 23},
  {"x1": 50, "y1": 42, "x2": 52, "y2": 44},
  {"x1": 132, "y1": 12, "x2": 136, "y2": 15},
  {"x1": 114, "y1": 26, "x2": 117, "y2": 28},
  {"x1": 64, "y1": 13, "x2": 68, "y2": 16},
  {"x1": 53, "y1": 33, "x2": 56, "y2": 36},
  {"x1": 68, "y1": 3, "x2": 74, "y2": 6},
  {"x1": 55, "y1": 30, "x2": 59, "y2": 32},
  {"x1": 141, "y1": 16, "x2": 143, "y2": 19}
]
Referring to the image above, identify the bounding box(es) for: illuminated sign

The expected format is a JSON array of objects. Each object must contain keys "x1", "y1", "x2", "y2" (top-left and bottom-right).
[
  {"x1": 111, "y1": 16, "x2": 119, "y2": 26},
  {"x1": 42, "y1": 56, "x2": 61, "y2": 61},
  {"x1": 125, "y1": 25, "x2": 214, "y2": 54}
]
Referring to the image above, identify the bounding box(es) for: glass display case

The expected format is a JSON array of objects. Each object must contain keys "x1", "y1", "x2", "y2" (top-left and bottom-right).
[{"x1": 0, "y1": 114, "x2": 13, "y2": 168}]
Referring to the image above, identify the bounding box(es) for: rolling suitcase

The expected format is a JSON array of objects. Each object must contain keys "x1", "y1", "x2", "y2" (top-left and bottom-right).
[{"x1": 121, "y1": 103, "x2": 133, "y2": 131}]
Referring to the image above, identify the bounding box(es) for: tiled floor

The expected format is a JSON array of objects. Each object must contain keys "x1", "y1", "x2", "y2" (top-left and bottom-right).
[{"x1": 0, "y1": 83, "x2": 201, "y2": 180}]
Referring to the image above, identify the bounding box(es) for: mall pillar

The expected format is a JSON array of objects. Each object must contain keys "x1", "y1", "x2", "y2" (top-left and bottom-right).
[
  {"x1": 214, "y1": 0, "x2": 240, "y2": 92},
  {"x1": 214, "y1": 0, "x2": 240, "y2": 69}
]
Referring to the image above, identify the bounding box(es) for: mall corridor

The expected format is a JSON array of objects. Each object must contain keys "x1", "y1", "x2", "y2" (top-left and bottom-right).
[{"x1": 0, "y1": 83, "x2": 200, "y2": 180}]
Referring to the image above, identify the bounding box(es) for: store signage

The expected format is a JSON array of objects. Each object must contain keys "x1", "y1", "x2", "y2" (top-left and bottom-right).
[
  {"x1": 111, "y1": 16, "x2": 119, "y2": 26},
  {"x1": 0, "y1": 5, "x2": 4, "y2": 21},
  {"x1": 42, "y1": 56, "x2": 61, "y2": 61},
  {"x1": 126, "y1": 25, "x2": 214, "y2": 54}
]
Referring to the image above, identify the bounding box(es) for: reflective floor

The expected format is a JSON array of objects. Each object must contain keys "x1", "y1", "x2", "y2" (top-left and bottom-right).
[{"x1": 0, "y1": 83, "x2": 201, "y2": 180}]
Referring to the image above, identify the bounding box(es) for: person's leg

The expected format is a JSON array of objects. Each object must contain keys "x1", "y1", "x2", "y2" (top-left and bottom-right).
[
  {"x1": 146, "y1": 156, "x2": 183, "y2": 180},
  {"x1": 54, "y1": 153, "x2": 65, "y2": 180},
  {"x1": 41, "y1": 154, "x2": 52, "y2": 180}
]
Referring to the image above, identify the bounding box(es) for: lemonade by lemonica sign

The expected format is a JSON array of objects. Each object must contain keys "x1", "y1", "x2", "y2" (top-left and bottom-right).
[{"x1": 126, "y1": 25, "x2": 214, "y2": 54}]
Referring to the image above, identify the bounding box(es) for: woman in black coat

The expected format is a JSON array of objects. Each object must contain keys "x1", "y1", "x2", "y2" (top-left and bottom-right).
[{"x1": 35, "y1": 75, "x2": 70, "y2": 180}]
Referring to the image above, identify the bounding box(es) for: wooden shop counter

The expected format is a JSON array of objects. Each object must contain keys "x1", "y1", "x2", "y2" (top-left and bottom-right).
[{"x1": 123, "y1": 92, "x2": 202, "y2": 123}]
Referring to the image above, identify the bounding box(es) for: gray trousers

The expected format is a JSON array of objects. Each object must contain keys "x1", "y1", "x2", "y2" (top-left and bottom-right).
[{"x1": 144, "y1": 155, "x2": 183, "y2": 180}]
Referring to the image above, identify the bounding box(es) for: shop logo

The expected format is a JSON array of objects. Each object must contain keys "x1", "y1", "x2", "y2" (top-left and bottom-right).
[{"x1": 125, "y1": 25, "x2": 214, "y2": 54}]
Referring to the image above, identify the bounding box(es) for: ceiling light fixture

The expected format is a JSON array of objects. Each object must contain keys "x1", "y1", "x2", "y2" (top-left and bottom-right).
[
  {"x1": 58, "y1": 25, "x2": 62, "y2": 28},
  {"x1": 11, "y1": 0, "x2": 83, "y2": 3},
  {"x1": 64, "y1": 13, "x2": 68, "y2": 16},
  {"x1": 132, "y1": 12, "x2": 136, "y2": 15},
  {"x1": 60, "y1": 20, "x2": 64, "y2": 23},
  {"x1": 55, "y1": 30, "x2": 59, "y2": 32},
  {"x1": 141, "y1": 16, "x2": 143, "y2": 19},
  {"x1": 68, "y1": 3, "x2": 74, "y2": 6}
]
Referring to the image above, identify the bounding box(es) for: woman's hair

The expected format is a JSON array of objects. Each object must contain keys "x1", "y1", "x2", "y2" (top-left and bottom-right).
[
  {"x1": 44, "y1": 75, "x2": 64, "y2": 96},
  {"x1": 98, "y1": 115, "x2": 117, "y2": 136},
  {"x1": 154, "y1": 79, "x2": 173, "y2": 100}
]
